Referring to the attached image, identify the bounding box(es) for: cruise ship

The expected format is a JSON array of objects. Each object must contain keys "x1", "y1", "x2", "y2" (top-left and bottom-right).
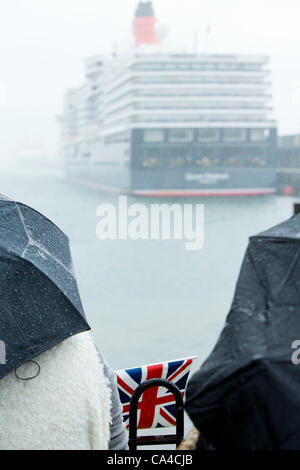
[{"x1": 60, "y1": 1, "x2": 277, "y2": 197}]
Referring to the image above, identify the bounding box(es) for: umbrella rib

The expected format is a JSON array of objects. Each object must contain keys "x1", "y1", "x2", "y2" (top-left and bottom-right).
[
  {"x1": 15, "y1": 203, "x2": 74, "y2": 277},
  {"x1": 21, "y1": 243, "x2": 74, "y2": 277},
  {"x1": 274, "y1": 248, "x2": 300, "y2": 301},
  {"x1": 15, "y1": 203, "x2": 31, "y2": 257},
  {"x1": 14, "y1": 203, "x2": 83, "y2": 316}
]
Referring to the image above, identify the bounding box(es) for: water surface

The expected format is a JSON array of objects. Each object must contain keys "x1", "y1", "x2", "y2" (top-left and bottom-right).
[{"x1": 0, "y1": 168, "x2": 296, "y2": 373}]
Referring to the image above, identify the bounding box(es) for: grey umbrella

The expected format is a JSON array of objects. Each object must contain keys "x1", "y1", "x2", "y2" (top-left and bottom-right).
[{"x1": 0, "y1": 194, "x2": 90, "y2": 379}]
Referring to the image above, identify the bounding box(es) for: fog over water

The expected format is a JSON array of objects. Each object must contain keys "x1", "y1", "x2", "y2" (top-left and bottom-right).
[{"x1": 0, "y1": 168, "x2": 296, "y2": 371}]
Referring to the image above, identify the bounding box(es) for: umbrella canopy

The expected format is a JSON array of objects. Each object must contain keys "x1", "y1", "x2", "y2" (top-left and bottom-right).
[
  {"x1": 0, "y1": 194, "x2": 90, "y2": 379},
  {"x1": 186, "y1": 213, "x2": 300, "y2": 450}
]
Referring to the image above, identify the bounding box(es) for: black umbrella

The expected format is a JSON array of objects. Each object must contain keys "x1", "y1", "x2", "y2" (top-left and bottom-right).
[
  {"x1": 186, "y1": 213, "x2": 300, "y2": 450},
  {"x1": 0, "y1": 194, "x2": 90, "y2": 379}
]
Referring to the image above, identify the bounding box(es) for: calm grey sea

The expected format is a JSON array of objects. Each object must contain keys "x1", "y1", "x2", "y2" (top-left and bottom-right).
[{"x1": 0, "y1": 168, "x2": 296, "y2": 375}]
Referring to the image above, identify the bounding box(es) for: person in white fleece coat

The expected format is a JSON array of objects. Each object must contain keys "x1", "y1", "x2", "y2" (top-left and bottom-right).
[{"x1": 0, "y1": 331, "x2": 112, "y2": 450}]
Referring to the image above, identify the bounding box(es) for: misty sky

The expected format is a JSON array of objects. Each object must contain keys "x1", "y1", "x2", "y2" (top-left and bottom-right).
[{"x1": 0, "y1": 0, "x2": 299, "y2": 161}]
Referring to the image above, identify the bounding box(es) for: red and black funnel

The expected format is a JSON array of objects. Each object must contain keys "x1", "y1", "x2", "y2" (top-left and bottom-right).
[{"x1": 133, "y1": 1, "x2": 160, "y2": 46}]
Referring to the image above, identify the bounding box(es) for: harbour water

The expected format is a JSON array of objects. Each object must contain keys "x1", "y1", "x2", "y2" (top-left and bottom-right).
[{"x1": 0, "y1": 168, "x2": 296, "y2": 375}]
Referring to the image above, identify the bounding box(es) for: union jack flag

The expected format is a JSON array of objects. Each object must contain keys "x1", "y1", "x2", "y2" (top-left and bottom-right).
[{"x1": 116, "y1": 357, "x2": 196, "y2": 429}]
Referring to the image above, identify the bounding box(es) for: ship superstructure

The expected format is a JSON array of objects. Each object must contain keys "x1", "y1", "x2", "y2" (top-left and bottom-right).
[{"x1": 60, "y1": 1, "x2": 277, "y2": 196}]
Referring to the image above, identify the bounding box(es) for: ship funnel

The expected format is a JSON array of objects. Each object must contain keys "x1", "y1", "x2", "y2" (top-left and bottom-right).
[{"x1": 133, "y1": 1, "x2": 160, "y2": 46}]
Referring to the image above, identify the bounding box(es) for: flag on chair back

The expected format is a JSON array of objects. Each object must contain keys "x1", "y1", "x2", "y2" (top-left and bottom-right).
[{"x1": 116, "y1": 357, "x2": 196, "y2": 429}]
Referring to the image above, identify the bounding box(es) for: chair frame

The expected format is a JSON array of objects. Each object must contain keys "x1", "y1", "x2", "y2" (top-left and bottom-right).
[{"x1": 128, "y1": 378, "x2": 184, "y2": 451}]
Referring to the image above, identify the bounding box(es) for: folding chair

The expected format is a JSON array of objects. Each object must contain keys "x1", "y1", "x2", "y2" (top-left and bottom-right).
[{"x1": 128, "y1": 378, "x2": 184, "y2": 451}]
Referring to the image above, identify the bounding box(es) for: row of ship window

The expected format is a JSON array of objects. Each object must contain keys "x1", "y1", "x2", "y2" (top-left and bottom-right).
[
  {"x1": 64, "y1": 128, "x2": 271, "y2": 146},
  {"x1": 102, "y1": 88, "x2": 271, "y2": 106},
  {"x1": 103, "y1": 63, "x2": 264, "y2": 89},
  {"x1": 131, "y1": 63, "x2": 264, "y2": 72},
  {"x1": 104, "y1": 90, "x2": 270, "y2": 108},
  {"x1": 137, "y1": 155, "x2": 268, "y2": 169},
  {"x1": 95, "y1": 129, "x2": 270, "y2": 145},
  {"x1": 106, "y1": 103, "x2": 268, "y2": 114},
  {"x1": 108, "y1": 77, "x2": 268, "y2": 96},
  {"x1": 132, "y1": 76, "x2": 266, "y2": 84},
  {"x1": 143, "y1": 129, "x2": 270, "y2": 143},
  {"x1": 69, "y1": 97, "x2": 270, "y2": 110},
  {"x1": 108, "y1": 115, "x2": 268, "y2": 124},
  {"x1": 67, "y1": 89, "x2": 270, "y2": 105},
  {"x1": 141, "y1": 115, "x2": 267, "y2": 122},
  {"x1": 104, "y1": 113, "x2": 272, "y2": 128},
  {"x1": 134, "y1": 90, "x2": 269, "y2": 97},
  {"x1": 135, "y1": 102, "x2": 267, "y2": 109}
]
